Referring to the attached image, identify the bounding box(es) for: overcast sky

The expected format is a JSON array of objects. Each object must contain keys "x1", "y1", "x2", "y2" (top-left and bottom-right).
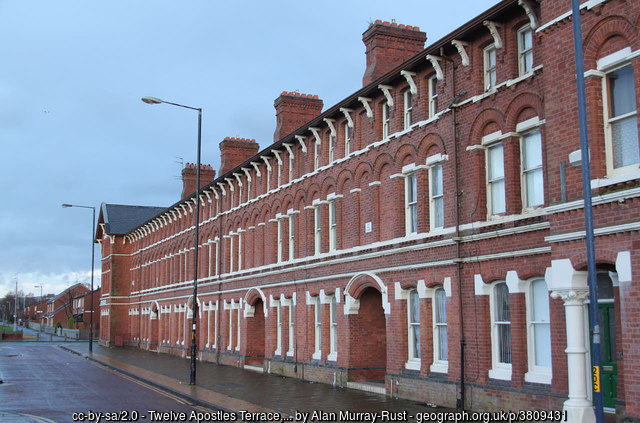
[{"x1": 0, "y1": 0, "x2": 500, "y2": 298}]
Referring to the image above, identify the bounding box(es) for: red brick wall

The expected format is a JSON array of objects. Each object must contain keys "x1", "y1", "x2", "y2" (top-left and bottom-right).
[{"x1": 98, "y1": 0, "x2": 640, "y2": 418}]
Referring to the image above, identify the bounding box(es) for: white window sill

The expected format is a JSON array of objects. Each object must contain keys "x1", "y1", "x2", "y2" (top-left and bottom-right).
[
  {"x1": 312, "y1": 351, "x2": 322, "y2": 361},
  {"x1": 327, "y1": 352, "x2": 337, "y2": 362},
  {"x1": 430, "y1": 362, "x2": 449, "y2": 374},
  {"x1": 274, "y1": 348, "x2": 282, "y2": 357},
  {"x1": 286, "y1": 350, "x2": 294, "y2": 357},
  {"x1": 227, "y1": 345, "x2": 232, "y2": 351},
  {"x1": 591, "y1": 168, "x2": 640, "y2": 190},
  {"x1": 489, "y1": 366, "x2": 512, "y2": 381},
  {"x1": 524, "y1": 370, "x2": 552, "y2": 385},
  {"x1": 235, "y1": 346, "x2": 240, "y2": 352},
  {"x1": 405, "y1": 359, "x2": 421, "y2": 371}
]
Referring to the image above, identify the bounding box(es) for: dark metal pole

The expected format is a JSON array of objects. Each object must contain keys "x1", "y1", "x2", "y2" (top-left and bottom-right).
[
  {"x1": 90, "y1": 206, "x2": 95, "y2": 353},
  {"x1": 189, "y1": 108, "x2": 202, "y2": 385},
  {"x1": 570, "y1": 1, "x2": 604, "y2": 421}
]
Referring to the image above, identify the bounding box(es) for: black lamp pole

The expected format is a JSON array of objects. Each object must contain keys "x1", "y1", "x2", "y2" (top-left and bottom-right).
[
  {"x1": 142, "y1": 96, "x2": 202, "y2": 385},
  {"x1": 61, "y1": 203, "x2": 96, "y2": 353}
]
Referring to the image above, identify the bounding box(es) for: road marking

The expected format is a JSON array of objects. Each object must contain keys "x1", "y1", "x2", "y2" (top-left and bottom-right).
[
  {"x1": 87, "y1": 359, "x2": 218, "y2": 414},
  {"x1": 19, "y1": 413, "x2": 57, "y2": 422}
]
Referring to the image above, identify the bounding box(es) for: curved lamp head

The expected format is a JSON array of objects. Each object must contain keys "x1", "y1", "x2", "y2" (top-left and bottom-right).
[
  {"x1": 61, "y1": 203, "x2": 72, "y2": 208},
  {"x1": 141, "y1": 96, "x2": 163, "y2": 105}
]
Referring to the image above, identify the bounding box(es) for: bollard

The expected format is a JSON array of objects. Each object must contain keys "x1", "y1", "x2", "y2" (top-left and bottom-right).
[
  {"x1": 64, "y1": 333, "x2": 67, "y2": 341},
  {"x1": 36, "y1": 333, "x2": 40, "y2": 341},
  {"x1": 49, "y1": 334, "x2": 52, "y2": 341}
]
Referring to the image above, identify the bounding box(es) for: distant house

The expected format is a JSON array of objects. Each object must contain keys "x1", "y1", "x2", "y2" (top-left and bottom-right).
[
  {"x1": 43, "y1": 283, "x2": 89, "y2": 329},
  {"x1": 72, "y1": 288, "x2": 101, "y2": 333},
  {"x1": 23, "y1": 298, "x2": 50, "y2": 327}
]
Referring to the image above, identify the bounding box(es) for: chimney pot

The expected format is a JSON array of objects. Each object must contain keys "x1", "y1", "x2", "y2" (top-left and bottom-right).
[
  {"x1": 219, "y1": 137, "x2": 260, "y2": 175},
  {"x1": 273, "y1": 91, "x2": 323, "y2": 142},
  {"x1": 181, "y1": 164, "x2": 216, "y2": 199},
  {"x1": 362, "y1": 20, "x2": 426, "y2": 86}
]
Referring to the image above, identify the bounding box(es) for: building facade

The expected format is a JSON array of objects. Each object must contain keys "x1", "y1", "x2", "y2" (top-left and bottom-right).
[
  {"x1": 43, "y1": 283, "x2": 89, "y2": 329},
  {"x1": 97, "y1": 0, "x2": 640, "y2": 420}
]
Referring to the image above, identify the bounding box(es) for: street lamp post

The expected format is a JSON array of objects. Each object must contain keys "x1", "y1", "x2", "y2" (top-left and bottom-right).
[
  {"x1": 142, "y1": 96, "x2": 202, "y2": 385},
  {"x1": 61, "y1": 203, "x2": 96, "y2": 353},
  {"x1": 34, "y1": 284, "x2": 43, "y2": 302}
]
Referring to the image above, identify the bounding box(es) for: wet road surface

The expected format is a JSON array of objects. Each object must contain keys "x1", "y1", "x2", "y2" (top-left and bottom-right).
[{"x1": 0, "y1": 343, "x2": 211, "y2": 422}]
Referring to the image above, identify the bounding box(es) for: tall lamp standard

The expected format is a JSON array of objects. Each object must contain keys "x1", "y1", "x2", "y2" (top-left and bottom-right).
[
  {"x1": 142, "y1": 96, "x2": 202, "y2": 386},
  {"x1": 34, "y1": 284, "x2": 43, "y2": 302},
  {"x1": 61, "y1": 203, "x2": 96, "y2": 353}
]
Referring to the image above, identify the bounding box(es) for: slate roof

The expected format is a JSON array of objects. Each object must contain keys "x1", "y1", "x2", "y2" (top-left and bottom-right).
[{"x1": 100, "y1": 203, "x2": 165, "y2": 235}]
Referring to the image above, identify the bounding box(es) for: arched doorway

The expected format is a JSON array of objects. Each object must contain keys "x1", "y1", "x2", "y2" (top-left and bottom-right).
[
  {"x1": 588, "y1": 271, "x2": 619, "y2": 410},
  {"x1": 149, "y1": 303, "x2": 159, "y2": 352},
  {"x1": 245, "y1": 298, "x2": 265, "y2": 367},
  {"x1": 345, "y1": 273, "x2": 389, "y2": 383}
]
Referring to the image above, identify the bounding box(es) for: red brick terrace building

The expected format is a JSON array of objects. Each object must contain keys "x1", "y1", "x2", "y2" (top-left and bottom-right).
[{"x1": 97, "y1": 0, "x2": 640, "y2": 420}]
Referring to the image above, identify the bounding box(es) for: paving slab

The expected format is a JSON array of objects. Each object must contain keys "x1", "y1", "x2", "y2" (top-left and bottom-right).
[{"x1": 65, "y1": 344, "x2": 442, "y2": 420}]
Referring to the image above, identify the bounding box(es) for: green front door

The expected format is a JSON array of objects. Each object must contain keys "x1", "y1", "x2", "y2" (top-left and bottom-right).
[
  {"x1": 597, "y1": 303, "x2": 617, "y2": 409},
  {"x1": 591, "y1": 302, "x2": 617, "y2": 409}
]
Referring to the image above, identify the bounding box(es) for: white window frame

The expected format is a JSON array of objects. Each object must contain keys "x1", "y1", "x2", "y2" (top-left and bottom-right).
[
  {"x1": 432, "y1": 287, "x2": 448, "y2": 373},
  {"x1": 236, "y1": 306, "x2": 241, "y2": 351},
  {"x1": 404, "y1": 89, "x2": 413, "y2": 129},
  {"x1": 237, "y1": 231, "x2": 243, "y2": 271},
  {"x1": 486, "y1": 141, "x2": 506, "y2": 216},
  {"x1": 227, "y1": 301, "x2": 233, "y2": 351},
  {"x1": 313, "y1": 296, "x2": 322, "y2": 360},
  {"x1": 209, "y1": 301, "x2": 218, "y2": 349},
  {"x1": 405, "y1": 172, "x2": 418, "y2": 235},
  {"x1": 214, "y1": 239, "x2": 219, "y2": 276},
  {"x1": 428, "y1": 75, "x2": 438, "y2": 119},
  {"x1": 287, "y1": 299, "x2": 295, "y2": 357},
  {"x1": 229, "y1": 234, "x2": 235, "y2": 273},
  {"x1": 275, "y1": 300, "x2": 282, "y2": 356},
  {"x1": 407, "y1": 289, "x2": 421, "y2": 367},
  {"x1": 382, "y1": 102, "x2": 390, "y2": 139},
  {"x1": 524, "y1": 278, "x2": 552, "y2": 384},
  {"x1": 328, "y1": 295, "x2": 338, "y2": 361},
  {"x1": 277, "y1": 219, "x2": 283, "y2": 263},
  {"x1": 484, "y1": 44, "x2": 497, "y2": 91},
  {"x1": 344, "y1": 124, "x2": 351, "y2": 156},
  {"x1": 314, "y1": 142, "x2": 320, "y2": 171},
  {"x1": 266, "y1": 166, "x2": 271, "y2": 192},
  {"x1": 289, "y1": 153, "x2": 294, "y2": 182},
  {"x1": 329, "y1": 200, "x2": 337, "y2": 251},
  {"x1": 520, "y1": 130, "x2": 544, "y2": 209},
  {"x1": 517, "y1": 25, "x2": 533, "y2": 76},
  {"x1": 429, "y1": 163, "x2": 444, "y2": 229},
  {"x1": 602, "y1": 62, "x2": 639, "y2": 176},
  {"x1": 329, "y1": 132, "x2": 335, "y2": 163},
  {"x1": 288, "y1": 214, "x2": 295, "y2": 261},
  {"x1": 314, "y1": 205, "x2": 321, "y2": 255},
  {"x1": 277, "y1": 161, "x2": 282, "y2": 187},
  {"x1": 489, "y1": 281, "x2": 512, "y2": 380}
]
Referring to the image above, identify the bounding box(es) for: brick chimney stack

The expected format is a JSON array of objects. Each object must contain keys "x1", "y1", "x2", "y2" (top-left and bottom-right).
[
  {"x1": 362, "y1": 20, "x2": 426, "y2": 86},
  {"x1": 181, "y1": 163, "x2": 216, "y2": 199},
  {"x1": 219, "y1": 137, "x2": 260, "y2": 176},
  {"x1": 274, "y1": 91, "x2": 323, "y2": 142}
]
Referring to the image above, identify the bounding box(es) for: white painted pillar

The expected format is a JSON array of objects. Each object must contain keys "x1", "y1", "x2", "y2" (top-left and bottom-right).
[{"x1": 547, "y1": 259, "x2": 595, "y2": 423}]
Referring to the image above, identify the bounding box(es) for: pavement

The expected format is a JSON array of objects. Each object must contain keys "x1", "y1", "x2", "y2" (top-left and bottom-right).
[{"x1": 63, "y1": 343, "x2": 442, "y2": 421}]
